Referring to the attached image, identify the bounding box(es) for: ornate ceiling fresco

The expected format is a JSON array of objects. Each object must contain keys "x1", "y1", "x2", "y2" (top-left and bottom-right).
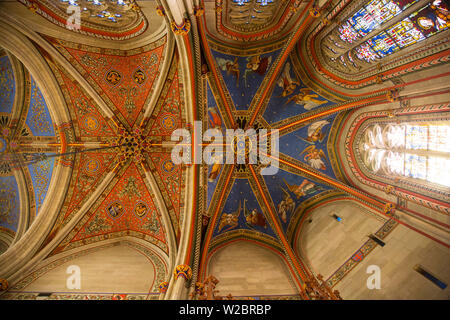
[
  {"x1": 196, "y1": 0, "x2": 449, "y2": 293},
  {"x1": 0, "y1": 0, "x2": 448, "y2": 301},
  {"x1": 0, "y1": 48, "x2": 57, "y2": 254},
  {"x1": 216, "y1": 0, "x2": 297, "y2": 40},
  {"x1": 35, "y1": 35, "x2": 188, "y2": 257},
  {"x1": 18, "y1": 0, "x2": 147, "y2": 40},
  {"x1": 204, "y1": 0, "x2": 307, "y2": 44}
]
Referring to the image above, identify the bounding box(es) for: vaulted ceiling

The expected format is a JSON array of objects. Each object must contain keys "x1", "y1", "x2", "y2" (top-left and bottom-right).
[{"x1": 0, "y1": 0, "x2": 449, "y2": 299}]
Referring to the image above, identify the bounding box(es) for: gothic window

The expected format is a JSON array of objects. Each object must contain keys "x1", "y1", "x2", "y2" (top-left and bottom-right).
[
  {"x1": 233, "y1": 0, "x2": 251, "y2": 5},
  {"x1": 59, "y1": 0, "x2": 128, "y2": 22},
  {"x1": 361, "y1": 122, "x2": 450, "y2": 187},
  {"x1": 325, "y1": 0, "x2": 450, "y2": 72},
  {"x1": 337, "y1": 0, "x2": 419, "y2": 44}
]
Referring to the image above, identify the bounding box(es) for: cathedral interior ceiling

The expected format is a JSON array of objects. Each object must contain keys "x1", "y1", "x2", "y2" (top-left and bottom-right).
[{"x1": 0, "y1": 0, "x2": 448, "y2": 296}]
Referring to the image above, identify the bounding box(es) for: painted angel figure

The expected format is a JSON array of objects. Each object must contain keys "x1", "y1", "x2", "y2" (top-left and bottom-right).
[
  {"x1": 208, "y1": 151, "x2": 223, "y2": 182},
  {"x1": 243, "y1": 55, "x2": 272, "y2": 86},
  {"x1": 208, "y1": 107, "x2": 222, "y2": 129},
  {"x1": 216, "y1": 57, "x2": 240, "y2": 87},
  {"x1": 278, "y1": 188, "x2": 296, "y2": 223},
  {"x1": 284, "y1": 179, "x2": 323, "y2": 199},
  {"x1": 300, "y1": 145, "x2": 327, "y2": 170},
  {"x1": 286, "y1": 88, "x2": 327, "y2": 110},
  {"x1": 277, "y1": 62, "x2": 299, "y2": 97},
  {"x1": 218, "y1": 201, "x2": 241, "y2": 232},
  {"x1": 242, "y1": 199, "x2": 267, "y2": 229},
  {"x1": 245, "y1": 209, "x2": 267, "y2": 229},
  {"x1": 297, "y1": 120, "x2": 330, "y2": 144}
]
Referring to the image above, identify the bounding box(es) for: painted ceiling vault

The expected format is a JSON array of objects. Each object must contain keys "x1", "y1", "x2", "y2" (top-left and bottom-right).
[{"x1": 0, "y1": 0, "x2": 449, "y2": 301}]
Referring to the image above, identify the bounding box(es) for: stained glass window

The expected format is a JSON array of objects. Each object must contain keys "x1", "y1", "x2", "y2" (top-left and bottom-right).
[
  {"x1": 365, "y1": 0, "x2": 402, "y2": 26},
  {"x1": 405, "y1": 125, "x2": 428, "y2": 149},
  {"x1": 59, "y1": 0, "x2": 127, "y2": 22},
  {"x1": 336, "y1": 0, "x2": 449, "y2": 65},
  {"x1": 367, "y1": 32, "x2": 400, "y2": 56},
  {"x1": 387, "y1": 18, "x2": 426, "y2": 48},
  {"x1": 338, "y1": 21, "x2": 360, "y2": 43},
  {"x1": 427, "y1": 156, "x2": 450, "y2": 185},
  {"x1": 428, "y1": 125, "x2": 450, "y2": 152},
  {"x1": 410, "y1": 0, "x2": 450, "y2": 37},
  {"x1": 355, "y1": 43, "x2": 380, "y2": 62},
  {"x1": 404, "y1": 154, "x2": 427, "y2": 179},
  {"x1": 337, "y1": 0, "x2": 418, "y2": 43},
  {"x1": 362, "y1": 122, "x2": 450, "y2": 187},
  {"x1": 256, "y1": 0, "x2": 274, "y2": 5},
  {"x1": 386, "y1": 151, "x2": 405, "y2": 174},
  {"x1": 349, "y1": 7, "x2": 379, "y2": 36},
  {"x1": 392, "y1": 0, "x2": 419, "y2": 11},
  {"x1": 233, "y1": 0, "x2": 251, "y2": 5}
]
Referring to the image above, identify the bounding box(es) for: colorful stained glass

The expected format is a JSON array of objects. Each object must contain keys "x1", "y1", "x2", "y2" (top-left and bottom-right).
[
  {"x1": 427, "y1": 156, "x2": 450, "y2": 187},
  {"x1": 392, "y1": 0, "x2": 419, "y2": 10},
  {"x1": 428, "y1": 125, "x2": 450, "y2": 152},
  {"x1": 349, "y1": 7, "x2": 379, "y2": 36},
  {"x1": 338, "y1": 21, "x2": 360, "y2": 43},
  {"x1": 333, "y1": 0, "x2": 449, "y2": 64},
  {"x1": 233, "y1": 0, "x2": 251, "y2": 5},
  {"x1": 367, "y1": 32, "x2": 399, "y2": 56},
  {"x1": 410, "y1": 0, "x2": 450, "y2": 37},
  {"x1": 338, "y1": 0, "x2": 418, "y2": 43},
  {"x1": 256, "y1": 0, "x2": 273, "y2": 5},
  {"x1": 405, "y1": 125, "x2": 428, "y2": 150},
  {"x1": 387, "y1": 18, "x2": 426, "y2": 48},
  {"x1": 365, "y1": 0, "x2": 402, "y2": 25},
  {"x1": 355, "y1": 43, "x2": 379, "y2": 62},
  {"x1": 405, "y1": 154, "x2": 427, "y2": 179},
  {"x1": 363, "y1": 122, "x2": 449, "y2": 187}
]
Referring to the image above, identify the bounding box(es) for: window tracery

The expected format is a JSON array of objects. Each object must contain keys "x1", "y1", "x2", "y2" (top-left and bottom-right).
[
  {"x1": 59, "y1": 0, "x2": 134, "y2": 23},
  {"x1": 361, "y1": 122, "x2": 450, "y2": 187},
  {"x1": 323, "y1": 0, "x2": 450, "y2": 72}
]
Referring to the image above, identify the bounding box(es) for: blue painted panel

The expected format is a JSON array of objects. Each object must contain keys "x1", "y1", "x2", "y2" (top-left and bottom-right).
[
  {"x1": 263, "y1": 58, "x2": 333, "y2": 124},
  {"x1": 263, "y1": 168, "x2": 331, "y2": 233},
  {"x1": 212, "y1": 49, "x2": 280, "y2": 110},
  {"x1": 213, "y1": 178, "x2": 277, "y2": 238},
  {"x1": 27, "y1": 154, "x2": 55, "y2": 216},
  {"x1": 0, "y1": 175, "x2": 20, "y2": 232},
  {"x1": 0, "y1": 55, "x2": 15, "y2": 114},
  {"x1": 25, "y1": 76, "x2": 55, "y2": 136},
  {"x1": 279, "y1": 114, "x2": 337, "y2": 179}
]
